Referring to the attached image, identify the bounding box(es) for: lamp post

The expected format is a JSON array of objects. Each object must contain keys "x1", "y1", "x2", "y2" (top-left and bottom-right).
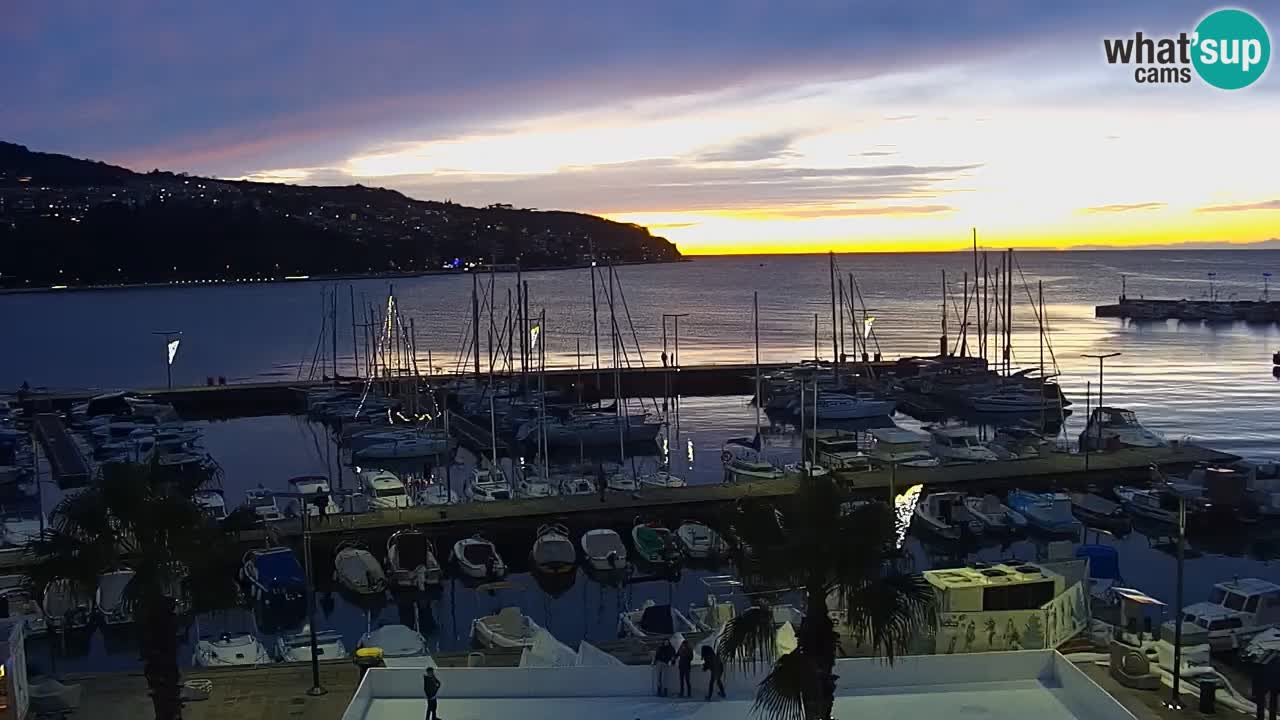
[
  {"x1": 267, "y1": 490, "x2": 333, "y2": 696},
  {"x1": 1081, "y1": 353, "x2": 1120, "y2": 452},
  {"x1": 153, "y1": 330, "x2": 182, "y2": 390},
  {"x1": 1169, "y1": 493, "x2": 1186, "y2": 710},
  {"x1": 1264, "y1": 272, "x2": 1272, "y2": 302}
]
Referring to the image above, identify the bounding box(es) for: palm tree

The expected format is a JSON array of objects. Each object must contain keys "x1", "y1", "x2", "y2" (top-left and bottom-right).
[
  {"x1": 25, "y1": 460, "x2": 242, "y2": 720},
  {"x1": 719, "y1": 475, "x2": 935, "y2": 720}
]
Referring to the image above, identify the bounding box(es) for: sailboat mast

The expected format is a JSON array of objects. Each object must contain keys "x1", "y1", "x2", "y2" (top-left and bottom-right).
[
  {"x1": 971, "y1": 228, "x2": 979, "y2": 359},
  {"x1": 1039, "y1": 280, "x2": 1046, "y2": 429},
  {"x1": 471, "y1": 273, "x2": 481, "y2": 378},
  {"x1": 540, "y1": 308, "x2": 549, "y2": 479},
  {"x1": 610, "y1": 267, "x2": 624, "y2": 466},
  {"x1": 837, "y1": 278, "x2": 845, "y2": 363},
  {"x1": 829, "y1": 252, "x2": 839, "y2": 383},
  {"x1": 1006, "y1": 249, "x2": 1014, "y2": 375},
  {"x1": 982, "y1": 253, "x2": 989, "y2": 363},
  {"x1": 940, "y1": 270, "x2": 948, "y2": 357},
  {"x1": 590, "y1": 266, "x2": 601, "y2": 377},
  {"x1": 489, "y1": 257, "x2": 497, "y2": 373},
  {"x1": 516, "y1": 263, "x2": 524, "y2": 379},
  {"x1": 754, "y1": 291, "x2": 761, "y2": 436},
  {"x1": 331, "y1": 287, "x2": 339, "y2": 380},
  {"x1": 349, "y1": 286, "x2": 360, "y2": 380}
]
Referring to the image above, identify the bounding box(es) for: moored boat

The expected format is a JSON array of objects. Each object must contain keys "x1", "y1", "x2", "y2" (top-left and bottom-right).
[
  {"x1": 963, "y1": 494, "x2": 1027, "y2": 533},
  {"x1": 580, "y1": 528, "x2": 627, "y2": 571},
  {"x1": 1068, "y1": 492, "x2": 1131, "y2": 533},
  {"x1": 617, "y1": 599, "x2": 698, "y2": 639},
  {"x1": 451, "y1": 534, "x2": 506, "y2": 579},
  {"x1": 1007, "y1": 490, "x2": 1082, "y2": 536},
  {"x1": 333, "y1": 541, "x2": 387, "y2": 595},
  {"x1": 385, "y1": 528, "x2": 442, "y2": 589},
  {"x1": 471, "y1": 606, "x2": 543, "y2": 649},
  {"x1": 531, "y1": 523, "x2": 576, "y2": 575},
  {"x1": 914, "y1": 491, "x2": 983, "y2": 540}
]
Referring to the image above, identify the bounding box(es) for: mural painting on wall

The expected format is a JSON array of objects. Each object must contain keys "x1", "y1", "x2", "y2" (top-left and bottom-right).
[{"x1": 936, "y1": 582, "x2": 1088, "y2": 654}]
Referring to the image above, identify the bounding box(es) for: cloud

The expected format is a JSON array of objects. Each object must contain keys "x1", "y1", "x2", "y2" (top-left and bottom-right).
[
  {"x1": 1197, "y1": 199, "x2": 1280, "y2": 213},
  {"x1": 859, "y1": 150, "x2": 895, "y2": 157},
  {"x1": 1079, "y1": 201, "x2": 1165, "y2": 213},
  {"x1": 760, "y1": 204, "x2": 956, "y2": 219},
  {"x1": 696, "y1": 132, "x2": 803, "y2": 162}
]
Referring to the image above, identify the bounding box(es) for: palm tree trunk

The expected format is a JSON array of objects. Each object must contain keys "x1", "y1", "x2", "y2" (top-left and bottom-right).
[
  {"x1": 799, "y1": 585, "x2": 837, "y2": 720},
  {"x1": 140, "y1": 594, "x2": 183, "y2": 720}
]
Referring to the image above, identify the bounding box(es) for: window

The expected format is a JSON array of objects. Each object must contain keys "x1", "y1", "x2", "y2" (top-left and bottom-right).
[
  {"x1": 1209, "y1": 588, "x2": 1227, "y2": 604},
  {"x1": 982, "y1": 581, "x2": 1056, "y2": 611},
  {"x1": 1224, "y1": 593, "x2": 1247, "y2": 611},
  {"x1": 1207, "y1": 618, "x2": 1243, "y2": 631},
  {"x1": 1245, "y1": 596, "x2": 1260, "y2": 613},
  {"x1": 376, "y1": 487, "x2": 406, "y2": 498}
]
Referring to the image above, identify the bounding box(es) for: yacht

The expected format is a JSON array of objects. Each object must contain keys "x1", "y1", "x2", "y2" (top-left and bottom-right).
[
  {"x1": 193, "y1": 489, "x2": 228, "y2": 521},
  {"x1": 240, "y1": 546, "x2": 305, "y2": 609},
  {"x1": 275, "y1": 626, "x2": 348, "y2": 662},
  {"x1": 721, "y1": 436, "x2": 785, "y2": 482},
  {"x1": 516, "y1": 470, "x2": 557, "y2": 498},
  {"x1": 353, "y1": 431, "x2": 450, "y2": 460},
  {"x1": 963, "y1": 494, "x2": 1027, "y2": 533},
  {"x1": 638, "y1": 470, "x2": 686, "y2": 488},
  {"x1": 793, "y1": 392, "x2": 896, "y2": 420},
  {"x1": 1079, "y1": 407, "x2": 1165, "y2": 451},
  {"x1": 558, "y1": 474, "x2": 598, "y2": 496},
  {"x1": 606, "y1": 468, "x2": 639, "y2": 492},
  {"x1": 516, "y1": 414, "x2": 661, "y2": 448},
  {"x1": 927, "y1": 425, "x2": 998, "y2": 463},
  {"x1": 415, "y1": 481, "x2": 458, "y2": 506},
  {"x1": 358, "y1": 469, "x2": 414, "y2": 509},
  {"x1": 243, "y1": 488, "x2": 284, "y2": 523},
  {"x1": 913, "y1": 492, "x2": 983, "y2": 540},
  {"x1": 192, "y1": 610, "x2": 272, "y2": 667},
  {"x1": 1007, "y1": 490, "x2": 1082, "y2": 536},
  {"x1": 969, "y1": 387, "x2": 1061, "y2": 413},
  {"x1": 287, "y1": 476, "x2": 341, "y2": 516},
  {"x1": 1173, "y1": 578, "x2": 1280, "y2": 652},
  {"x1": 809, "y1": 430, "x2": 873, "y2": 473},
  {"x1": 868, "y1": 427, "x2": 940, "y2": 468},
  {"x1": 466, "y1": 466, "x2": 512, "y2": 502},
  {"x1": 333, "y1": 541, "x2": 387, "y2": 595}
]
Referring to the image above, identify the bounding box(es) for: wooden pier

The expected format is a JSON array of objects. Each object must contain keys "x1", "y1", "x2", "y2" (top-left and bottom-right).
[
  {"x1": 31, "y1": 412, "x2": 90, "y2": 486},
  {"x1": 1096, "y1": 298, "x2": 1280, "y2": 322}
]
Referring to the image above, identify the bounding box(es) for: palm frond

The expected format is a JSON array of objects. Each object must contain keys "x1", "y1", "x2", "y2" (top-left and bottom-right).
[
  {"x1": 718, "y1": 605, "x2": 778, "y2": 672},
  {"x1": 835, "y1": 571, "x2": 936, "y2": 663},
  {"x1": 752, "y1": 649, "x2": 825, "y2": 720}
]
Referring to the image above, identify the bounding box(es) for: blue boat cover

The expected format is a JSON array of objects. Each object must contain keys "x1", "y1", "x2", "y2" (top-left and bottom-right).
[
  {"x1": 1075, "y1": 544, "x2": 1120, "y2": 580},
  {"x1": 639, "y1": 604, "x2": 674, "y2": 635},
  {"x1": 256, "y1": 549, "x2": 304, "y2": 588}
]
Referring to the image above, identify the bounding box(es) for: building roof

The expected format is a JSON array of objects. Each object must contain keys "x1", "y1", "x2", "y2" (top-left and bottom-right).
[
  {"x1": 924, "y1": 563, "x2": 1062, "y2": 591},
  {"x1": 341, "y1": 650, "x2": 1137, "y2": 720}
]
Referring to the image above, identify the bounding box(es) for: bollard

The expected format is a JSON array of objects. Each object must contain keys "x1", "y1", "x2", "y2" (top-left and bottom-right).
[{"x1": 1198, "y1": 677, "x2": 1217, "y2": 714}]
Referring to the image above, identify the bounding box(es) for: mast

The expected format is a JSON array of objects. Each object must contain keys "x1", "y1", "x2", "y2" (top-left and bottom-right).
[
  {"x1": 590, "y1": 266, "x2": 601, "y2": 376},
  {"x1": 754, "y1": 291, "x2": 761, "y2": 437},
  {"x1": 349, "y1": 285, "x2": 360, "y2": 380},
  {"x1": 982, "y1": 253, "x2": 989, "y2": 363},
  {"x1": 540, "y1": 308, "x2": 549, "y2": 479},
  {"x1": 610, "y1": 266, "x2": 624, "y2": 467},
  {"x1": 829, "y1": 252, "x2": 839, "y2": 383},
  {"x1": 837, "y1": 278, "x2": 845, "y2": 363},
  {"x1": 960, "y1": 271, "x2": 969, "y2": 357},
  {"x1": 971, "y1": 228, "x2": 979, "y2": 358},
  {"x1": 1006, "y1": 249, "x2": 1014, "y2": 375},
  {"x1": 331, "y1": 286, "x2": 339, "y2": 380},
  {"x1": 471, "y1": 273, "x2": 481, "y2": 378},
  {"x1": 940, "y1": 270, "x2": 948, "y2": 357},
  {"x1": 1039, "y1": 280, "x2": 1046, "y2": 430},
  {"x1": 507, "y1": 288, "x2": 514, "y2": 374},
  {"x1": 489, "y1": 256, "x2": 497, "y2": 373},
  {"x1": 812, "y1": 313, "x2": 819, "y2": 362}
]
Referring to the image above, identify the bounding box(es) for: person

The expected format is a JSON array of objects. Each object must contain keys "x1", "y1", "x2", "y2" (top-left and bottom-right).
[
  {"x1": 677, "y1": 640, "x2": 694, "y2": 697},
  {"x1": 653, "y1": 640, "x2": 675, "y2": 696},
  {"x1": 701, "y1": 645, "x2": 726, "y2": 700},
  {"x1": 423, "y1": 667, "x2": 442, "y2": 720}
]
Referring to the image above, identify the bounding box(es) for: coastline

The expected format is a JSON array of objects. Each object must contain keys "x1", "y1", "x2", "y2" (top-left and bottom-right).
[{"x1": 0, "y1": 257, "x2": 690, "y2": 296}]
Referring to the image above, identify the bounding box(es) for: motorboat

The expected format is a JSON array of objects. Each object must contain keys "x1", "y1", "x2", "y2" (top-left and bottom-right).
[
  {"x1": 0, "y1": 586, "x2": 47, "y2": 637},
  {"x1": 531, "y1": 524, "x2": 576, "y2": 575},
  {"x1": 913, "y1": 492, "x2": 983, "y2": 540},
  {"x1": 988, "y1": 428, "x2": 1049, "y2": 460},
  {"x1": 415, "y1": 481, "x2": 458, "y2": 506},
  {"x1": 1157, "y1": 464, "x2": 1259, "y2": 523},
  {"x1": 1172, "y1": 578, "x2": 1280, "y2": 652},
  {"x1": 559, "y1": 474, "x2": 598, "y2": 496},
  {"x1": 41, "y1": 578, "x2": 93, "y2": 631},
  {"x1": 638, "y1": 470, "x2": 686, "y2": 488},
  {"x1": 191, "y1": 610, "x2": 271, "y2": 667},
  {"x1": 333, "y1": 541, "x2": 387, "y2": 596},
  {"x1": 359, "y1": 624, "x2": 429, "y2": 658},
  {"x1": 358, "y1": 469, "x2": 414, "y2": 509},
  {"x1": 287, "y1": 476, "x2": 341, "y2": 516},
  {"x1": 471, "y1": 606, "x2": 543, "y2": 648},
  {"x1": 631, "y1": 519, "x2": 682, "y2": 568},
  {"x1": 1007, "y1": 490, "x2": 1082, "y2": 536},
  {"x1": 348, "y1": 427, "x2": 449, "y2": 453},
  {"x1": 675, "y1": 521, "x2": 727, "y2": 559},
  {"x1": 783, "y1": 461, "x2": 830, "y2": 479},
  {"x1": 581, "y1": 528, "x2": 627, "y2": 571},
  {"x1": 1112, "y1": 485, "x2": 1181, "y2": 525},
  {"x1": 868, "y1": 427, "x2": 940, "y2": 468},
  {"x1": 721, "y1": 436, "x2": 785, "y2": 482},
  {"x1": 793, "y1": 393, "x2": 896, "y2": 420},
  {"x1": 606, "y1": 468, "x2": 639, "y2": 492},
  {"x1": 451, "y1": 534, "x2": 506, "y2": 579},
  {"x1": 963, "y1": 495, "x2": 1027, "y2": 533},
  {"x1": 688, "y1": 596, "x2": 737, "y2": 632},
  {"x1": 1, "y1": 510, "x2": 45, "y2": 547},
  {"x1": 1068, "y1": 492, "x2": 1131, "y2": 533},
  {"x1": 274, "y1": 626, "x2": 349, "y2": 662},
  {"x1": 240, "y1": 546, "x2": 305, "y2": 608},
  {"x1": 516, "y1": 471, "x2": 557, "y2": 498},
  {"x1": 617, "y1": 600, "x2": 698, "y2": 639},
  {"x1": 466, "y1": 465, "x2": 512, "y2": 502},
  {"x1": 95, "y1": 569, "x2": 136, "y2": 625},
  {"x1": 193, "y1": 489, "x2": 228, "y2": 521},
  {"x1": 354, "y1": 432, "x2": 450, "y2": 460},
  {"x1": 927, "y1": 425, "x2": 998, "y2": 463},
  {"x1": 969, "y1": 387, "x2": 1061, "y2": 413},
  {"x1": 244, "y1": 488, "x2": 285, "y2": 523},
  {"x1": 1242, "y1": 627, "x2": 1280, "y2": 665},
  {"x1": 809, "y1": 430, "x2": 874, "y2": 473},
  {"x1": 1079, "y1": 407, "x2": 1165, "y2": 451},
  {"x1": 385, "y1": 529, "x2": 442, "y2": 589}
]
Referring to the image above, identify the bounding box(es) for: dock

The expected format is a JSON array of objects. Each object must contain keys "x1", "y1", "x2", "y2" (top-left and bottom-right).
[
  {"x1": 31, "y1": 412, "x2": 90, "y2": 487},
  {"x1": 1096, "y1": 297, "x2": 1280, "y2": 322}
]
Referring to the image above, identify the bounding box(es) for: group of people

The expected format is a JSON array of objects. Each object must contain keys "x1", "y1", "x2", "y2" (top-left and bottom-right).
[{"x1": 653, "y1": 640, "x2": 727, "y2": 700}]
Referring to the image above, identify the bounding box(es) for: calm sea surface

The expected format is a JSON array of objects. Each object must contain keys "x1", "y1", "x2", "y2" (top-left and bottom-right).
[{"x1": 6, "y1": 250, "x2": 1280, "y2": 672}]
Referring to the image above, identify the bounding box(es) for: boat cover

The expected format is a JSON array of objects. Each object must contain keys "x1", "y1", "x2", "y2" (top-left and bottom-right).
[
  {"x1": 577, "y1": 640, "x2": 624, "y2": 666},
  {"x1": 534, "y1": 536, "x2": 576, "y2": 566},
  {"x1": 583, "y1": 532, "x2": 625, "y2": 558},
  {"x1": 462, "y1": 541, "x2": 496, "y2": 565},
  {"x1": 518, "y1": 627, "x2": 578, "y2": 667},
  {"x1": 254, "y1": 549, "x2": 304, "y2": 588},
  {"x1": 336, "y1": 549, "x2": 382, "y2": 587},
  {"x1": 1076, "y1": 544, "x2": 1121, "y2": 580},
  {"x1": 638, "y1": 604, "x2": 675, "y2": 635},
  {"x1": 98, "y1": 572, "x2": 134, "y2": 612},
  {"x1": 634, "y1": 526, "x2": 666, "y2": 557},
  {"x1": 362, "y1": 624, "x2": 426, "y2": 657},
  {"x1": 395, "y1": 535, "x2": 427, "y2": 570}
]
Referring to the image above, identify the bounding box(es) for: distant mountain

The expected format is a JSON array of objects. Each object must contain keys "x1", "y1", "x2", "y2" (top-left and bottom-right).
[
  {"x1": 0, "y1": 141, "x2": 679, "y2": 288},
  {"x1": 999, "y1": 238, "x2": 1280, "y2": 252}
]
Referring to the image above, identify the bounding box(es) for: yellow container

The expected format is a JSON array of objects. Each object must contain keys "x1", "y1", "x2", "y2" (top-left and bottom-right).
[{"x1": 355, "y1": 647, "x2": 384, "y2": 659}]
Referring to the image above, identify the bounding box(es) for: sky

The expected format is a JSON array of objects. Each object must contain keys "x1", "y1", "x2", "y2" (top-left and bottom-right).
[{"x1": 3, "y1": 1, "x2": 1279, "y2": 255}]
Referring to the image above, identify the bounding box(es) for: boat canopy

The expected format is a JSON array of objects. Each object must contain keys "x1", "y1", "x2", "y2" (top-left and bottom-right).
[
  {"x1": 638, "y1": 604, "x2": 675, "y2": 635},
  {"x1": 254, "y1": 548, "x2": 304, "y2": 587},
  {"x1": 1075, "y1": 544, "x2": 1120, "y2": 580},
  {"x1": 394, "y1": 533, "x2": 427, "y2": 569},
  {"x1": 363, "y1": 625, "x2": 425, "y2": 657}
]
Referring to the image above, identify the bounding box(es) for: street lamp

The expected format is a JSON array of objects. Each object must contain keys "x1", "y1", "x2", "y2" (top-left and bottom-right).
[
  {"x1": 267, "y1": 489, "x2": 338, "y2": 697},
  {"x1": 153, "y1": 330, "x2": 182, "y2": 390},
  {"x1": 1081, "y1": 352, "x2": 1120, "y2": 452}
]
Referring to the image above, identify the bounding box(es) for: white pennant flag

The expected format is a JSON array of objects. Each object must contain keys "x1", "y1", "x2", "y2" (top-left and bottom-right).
[
  {"x1": 529, "y1": 325, "x2": 541, "y2": 348},
  {"x1": 167, "y1": 339, "x2": 181, "y2": 365}
]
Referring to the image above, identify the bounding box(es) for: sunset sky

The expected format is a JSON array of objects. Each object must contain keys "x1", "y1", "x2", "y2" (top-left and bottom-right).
[{"x1": 3, "y1": 2, "x2": 1278, "y2": 254}]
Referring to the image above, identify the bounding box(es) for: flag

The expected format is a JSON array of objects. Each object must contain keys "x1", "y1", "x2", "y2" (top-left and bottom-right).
[
  {"x1": 863, "y1": 316, "x2": 875, "y2": 337},
  {"x1": 530, "y1": 325, "x2": 541, "y2": 347},
  {"x1": 167, "y1": 339, "x2": 180, "y2": 365}
]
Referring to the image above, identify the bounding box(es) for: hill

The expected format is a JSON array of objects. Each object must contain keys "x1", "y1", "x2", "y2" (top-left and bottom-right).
[{"x1": 0, "y1": 141, "x2": 680, "y2": 288}]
